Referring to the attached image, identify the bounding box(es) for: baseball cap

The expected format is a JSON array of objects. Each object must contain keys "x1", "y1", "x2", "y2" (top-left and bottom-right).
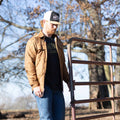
[{"x1": 42, "y1": 11, "x2": 60, "y2": 25}]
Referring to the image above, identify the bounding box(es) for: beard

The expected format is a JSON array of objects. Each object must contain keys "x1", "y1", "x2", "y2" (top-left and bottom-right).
[{"x1": 47, "y1": 29, "x2": 56, "y2": 35}]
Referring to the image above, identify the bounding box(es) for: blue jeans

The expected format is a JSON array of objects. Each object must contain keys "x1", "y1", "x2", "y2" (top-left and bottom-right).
[{"x1": 33, "y1": 85, "x2": 65, "y2": 120}]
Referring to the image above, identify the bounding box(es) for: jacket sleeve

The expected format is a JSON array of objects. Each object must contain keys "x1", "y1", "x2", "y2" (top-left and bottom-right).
[
  {"x1": 63, "y1": 58, "x2": 70, "y2": 85},
  {"x1": 25, "y1": 38, "x2": 39, "y2": 89},
  {"x1": 60, "y1": 42, "x2": 70, "y2": 86}
]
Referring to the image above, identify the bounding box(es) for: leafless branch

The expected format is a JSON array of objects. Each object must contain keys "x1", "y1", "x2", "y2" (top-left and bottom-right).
[
  {"x1": 72, "y1": 48, "x2": 88, "y2": 54},
  {"x1": 99, "y1": 0, "x2": 109, "y2": 5},
  {"x1": 0, "y1": 25, "x2": 10, "y2": 48},
  {"x1": 0, "y1": 33, "x2": 31, "y2": 53},
  {"x1": 0, "y1": 15, "x2": 40, "y2": 32}
]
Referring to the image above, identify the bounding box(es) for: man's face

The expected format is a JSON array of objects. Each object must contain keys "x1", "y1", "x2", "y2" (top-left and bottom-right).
[{"x1": 44, "y1": 20, "x2": 58, "y2": 35}]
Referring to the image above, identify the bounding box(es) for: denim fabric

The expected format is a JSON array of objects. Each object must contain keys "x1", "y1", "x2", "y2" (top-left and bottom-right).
[{"x1": 33, "y1": 85, "x2": 65, "y2": 120}]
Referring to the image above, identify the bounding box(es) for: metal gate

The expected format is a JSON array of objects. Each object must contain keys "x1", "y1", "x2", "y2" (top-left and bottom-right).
[{"x1": 67, "y1": 37, "x2": 120, "y2": 120}]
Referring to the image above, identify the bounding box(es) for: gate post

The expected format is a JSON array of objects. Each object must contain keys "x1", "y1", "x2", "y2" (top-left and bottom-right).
[
  {"x1": 67, "y1": 41, "x2": 76, "y2": 120},
  {"x1": 109, "y1": 45, "x2": 115, "y2": 120}
]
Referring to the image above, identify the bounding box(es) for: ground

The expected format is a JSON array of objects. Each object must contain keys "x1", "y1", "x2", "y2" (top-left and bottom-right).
[{"x1": 0, "y1": 107, "x2": 120, "y2": 120}]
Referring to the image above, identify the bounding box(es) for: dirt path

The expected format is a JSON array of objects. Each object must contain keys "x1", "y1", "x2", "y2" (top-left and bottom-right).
[{"x1": 1, "y1": 107, "x2": 120, "y2": 120}]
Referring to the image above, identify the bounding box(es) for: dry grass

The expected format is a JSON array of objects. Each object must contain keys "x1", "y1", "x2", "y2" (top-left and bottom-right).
[{"x1": 1, "y1": 107, "x2": 120, "y2": 120}]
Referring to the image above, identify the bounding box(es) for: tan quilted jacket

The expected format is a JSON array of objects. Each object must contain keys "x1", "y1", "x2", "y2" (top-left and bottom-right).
[{"x1": 25, "y1": 31, "x2": 69, "y2": 92}]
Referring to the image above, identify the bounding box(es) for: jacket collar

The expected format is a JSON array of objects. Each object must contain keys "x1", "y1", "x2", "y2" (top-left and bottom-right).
[
  {"x1": 38, "y1": 30, "x2": 44, "y2": 39},
  {"x1": 37, "y1": 31, "x2": 63, "y2": 48}
]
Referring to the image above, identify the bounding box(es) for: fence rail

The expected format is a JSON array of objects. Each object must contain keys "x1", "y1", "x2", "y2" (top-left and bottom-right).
[
  {"x1": 76, "y1": 112, "x2": 120, "y2": 120},
  {"x1": 73, "y1": 97, "x2": 120, "y2": 104},
  {"x1": 68, "y1": 37, "x2": 120, "y2": 46},
  {"x1": 72, "y1": 60, "x2": 120, "y2": 65},
  {"x1": 74, "y1": 81, "x2": 120, "y2": 85},
  {"x1": 67, "y1": 37, "x2": 120, "y2": 120}
]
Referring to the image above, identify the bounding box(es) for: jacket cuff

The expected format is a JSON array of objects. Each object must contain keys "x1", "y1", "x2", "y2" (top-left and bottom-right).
[{"x1": 31, "y1": 83, "x2": 39, "y2": 91}]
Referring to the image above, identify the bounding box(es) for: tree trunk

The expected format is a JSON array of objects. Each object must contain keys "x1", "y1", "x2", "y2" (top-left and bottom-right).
[
  {"x1": 88, "y1": 52, "x2": 98, "y2": 109},
  {"x1": 96, "y1": 46, "x2": 111, "y2": 109},
  {"x1": 76, "y1": 0, "x2": 111, "y2": 109},
  {"x1": 88, "y1": 45, "x2": 111, "y2": 109}
]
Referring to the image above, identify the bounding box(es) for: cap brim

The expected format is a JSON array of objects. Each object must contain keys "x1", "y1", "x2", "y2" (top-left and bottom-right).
[
  {"x1": 50, "y1": 21, "x2": 60, "y2": 25},
  {"x1": 40, "y1": 20, "x2": 60, "y2": 27}
]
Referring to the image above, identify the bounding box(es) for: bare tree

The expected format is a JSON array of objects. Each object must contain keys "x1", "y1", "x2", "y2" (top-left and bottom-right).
[
  {"x1": 0, "y1": 0, "x2": 43, "y2": 82},
  {"x1": 72, "y1": 0, "x2": 120, "y2": 109}
]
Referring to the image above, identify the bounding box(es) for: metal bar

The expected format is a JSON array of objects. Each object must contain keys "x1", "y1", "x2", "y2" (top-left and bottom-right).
[
  {"x1": 76, "y1": 112, "x2": 120, "y2": 120},
  {"x1": 68, "y1": 37, "x2": 120, "y2": 46},
  {"x1": 109, "y1": 45, "x2": 115, "y2": 120},
  {"x1": 72, "y1": 60, "x2": 120, "y2": 65},
  {"x1": 67, "y1": 43, "x2": 76, "y2": 120},
  {"x1": 72, "y1": 97, "x2": 120, "y2": 104},
  {"x1": 74, "y1": 81, "x2": 120, "y2": 86},
  {"x1": 71, "y1": 104, "x2": 76, "y2": 120}
]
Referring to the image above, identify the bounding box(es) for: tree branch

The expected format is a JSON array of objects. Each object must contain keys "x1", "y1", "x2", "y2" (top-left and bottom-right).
[
  {"x1": 99, "y1": 0, "x2": 109, "y2": 5},
  {"x1": 0, "y1": 0, "x2": 3, "y2": 5},
  {"x1": 0, "y1": 33, "x2": 31, "y2": 53},
  {"x1": 0, "y1": 15, "x2": 40, "y2": 32},
  {"x1": 0, "y1": 25, "x2": 10, "y2": 48}
]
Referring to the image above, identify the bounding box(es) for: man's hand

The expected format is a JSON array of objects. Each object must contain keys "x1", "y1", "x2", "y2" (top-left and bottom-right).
[
  {"x1": 68, "y1": 80, "x2": 75, "y2": 91},
  {"x1": 34, "y1": 86, "x2": 44, "y2": 97}
]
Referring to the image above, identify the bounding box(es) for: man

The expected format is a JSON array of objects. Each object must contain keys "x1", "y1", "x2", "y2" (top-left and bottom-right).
[{"x1": 25, "y1": 11, "x2": 70, "y2": 120}]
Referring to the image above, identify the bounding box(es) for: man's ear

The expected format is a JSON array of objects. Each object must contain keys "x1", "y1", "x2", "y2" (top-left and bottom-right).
[{"x1": 40, "y1": 20, "x2": 45, "y2": 28}]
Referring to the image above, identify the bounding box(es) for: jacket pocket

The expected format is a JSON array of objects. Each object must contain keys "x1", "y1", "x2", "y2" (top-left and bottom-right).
[
  {"x1": 35, "y1": 49, "x2": 44, "y2": 67},
  {"x1": 37, "y1": 48, "x2": 45, "y2": 53}
]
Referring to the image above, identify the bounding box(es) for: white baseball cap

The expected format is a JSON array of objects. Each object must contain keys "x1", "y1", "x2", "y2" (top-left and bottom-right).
[{"x1": 42, "y1": 11, "x2": 60, "y2": 25}]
